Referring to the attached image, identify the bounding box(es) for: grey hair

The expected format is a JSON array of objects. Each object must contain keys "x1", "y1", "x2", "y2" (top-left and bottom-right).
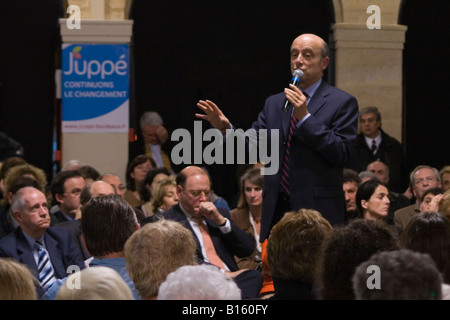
[
  {"x1": 359, "y1": 106, "x2": 381, "y2": 122},
  {"x1": 140, "y1": 111, "x2": 163, "y2": 128},
  {"x1": 410, "y1": 165, "x2": 441, "y2": 186}
]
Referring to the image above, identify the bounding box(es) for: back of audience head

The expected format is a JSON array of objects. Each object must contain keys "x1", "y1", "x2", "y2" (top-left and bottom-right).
[
  {"x1": 267, "y1": 209, "x2": 332, "y2": 286},
  {"x1": 352, "y1": 249, "x2": 442, "y2": 300},
  {"x1": 124, "y1": 219, "x2": 197, "y2": 299},
  {"x1": 78, "y1": 165, "x2": 100, "y2": 183},
  {"x1": 0, "y1": 258, "x2": 38, "y2": 300},
  {"x1": 359, "y1": 170, "x2": 379, "y2": 184},
  {"x1": 400, "y1": 211, "x2": 450, "y2": 283},
  {"x1": 158, "y1": 264, "x2": 241, "y2": 300},
  {"x1": 55, "y1": 266, "x2": 134, "y2": 300},
  {"x1": 61, "y1": 159, "x2": 83, "y2": 171},
  {"x1": 81, "y1": 194, "x2": 139, "y2": 257},
  {"x1": 355, "y1": 179, "x2": 390, "y2": 221},
  {"x1": 316, "y1": 219, "x2": 399, "y2": 300}
]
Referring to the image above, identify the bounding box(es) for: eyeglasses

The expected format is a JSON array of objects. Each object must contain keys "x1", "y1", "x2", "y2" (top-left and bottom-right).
[
  {"x1": 415, "y1": 177, "x2": 436, "y2": 185},
  {"x1": 185, "y1": 189, "x2": 211, "y2": 198}
]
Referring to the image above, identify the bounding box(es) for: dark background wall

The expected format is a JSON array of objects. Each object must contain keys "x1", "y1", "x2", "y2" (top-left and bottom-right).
[
  {"x1": 1, "y1": 0, "x2": 449, "y2": 202},
  {"x1": 399, "y1": 0, "x2": 450, "y2": 178},
  {"x1": 0, "y1": 0, "x2": 63, "y2": 182}
]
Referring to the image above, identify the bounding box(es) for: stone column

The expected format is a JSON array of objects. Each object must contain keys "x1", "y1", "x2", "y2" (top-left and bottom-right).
[{"x1": 59, "y1": 0, "x2": 132, "y2": 182}]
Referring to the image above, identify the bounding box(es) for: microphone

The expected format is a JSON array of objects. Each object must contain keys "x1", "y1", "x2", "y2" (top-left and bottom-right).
[{"x1": 282, "y1": 69, "x2": 303, "y2": 112}]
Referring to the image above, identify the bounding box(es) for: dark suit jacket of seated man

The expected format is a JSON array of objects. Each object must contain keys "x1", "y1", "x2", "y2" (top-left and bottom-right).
[{"x1": 0, "y1": 187, "x2": 85, "y2": 299}]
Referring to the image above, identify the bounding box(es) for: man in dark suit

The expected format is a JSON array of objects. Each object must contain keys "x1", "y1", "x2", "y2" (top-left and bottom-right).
[
  {"x1": 144, "y1": 165, "x2": 262, "y2": 299},
  {"x1": 196, "y1": 33, "x2": 359, "y2": 242},
  {"x1": 0, "y1": 186, "x2": 85, "y2": 298},
  {"x1": 346, "y1": 106, "x2": 407, "y2": 193}
]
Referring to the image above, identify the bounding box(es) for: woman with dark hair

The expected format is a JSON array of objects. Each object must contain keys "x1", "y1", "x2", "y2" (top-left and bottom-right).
[
  {"x1": 230, "y1": 168, "x2": 274, "y2": 298},
  {"x1": 124, "y1": 155, "x2": 155, "y2": 208},
  {"x1": 137, "y1": 167, "x2": 170, "y2": 217},
  {"x1": 355, "y1": 179, "x2": 390, "y2": 221}
]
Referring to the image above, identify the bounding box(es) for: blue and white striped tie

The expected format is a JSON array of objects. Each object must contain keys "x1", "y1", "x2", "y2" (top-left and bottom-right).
[{"x1": 35, "y1": 241, "x2": 56, "y2": 290}]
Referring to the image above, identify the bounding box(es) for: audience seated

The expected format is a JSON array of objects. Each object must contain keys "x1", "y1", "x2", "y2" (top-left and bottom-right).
[
  {"x1": 0, "y1": 176, "x2": 41, "y2": 238},
  {"x1": 150, "y1": 176, "x2": 178, "y2": 214},
  {"x1": 124, "y1": 154, "x2": 155, "y2": 208},
  {"x1": 316, "y1": 219, "x2": 399, "y2": 300},
  {"x1": 0, "y1": 257, "x2": 38, "y2": 300},
  {"x1": 137, "y1": 167, "x2": 170, "y2": 217},
  {"x1": 352, "y1": 249, "x2": 443, "y2": 300},
  {"x1": 355, "y1": 179, "x2": 392, "y2": 227},
  {"x1": 0, "y1": 187, "x2": 85, "y2": 299},
  {"x1": 267, "y1": 209, "x2": 332, "y2": 300},
  {"x1": 343, "y1": 168, "x2": 361, "y2": 222},
  {"x1": 230, "y1": 167, "x2": 274, "y2": 297},
  {"x1": 366, "y1": 160, "x2": 412, "y2": 225},
  {"x1": 144, "y1": 165, "x2": 263, "y2": 299},
  {"x1": 124, "y1": 219, "x2": 198, "y2": 300},
  {"x1": 55, "y1": 266, "x2": 134, "y2": 300},
  {"x1": 45, "y1": 194, "x2": 141, "y2": 300},
  {"x1": 158, "y1": 264, "x2": 241, "y2": 300},
  {"x1": 49, "y1": 170, "x2": 86, "y2": 224},
  {"x1": 394, "y1": 165, "x2": 442, "y2": 235},
  {"x1": 54, "y1": 180, "x2": 116, "y2": 260}
]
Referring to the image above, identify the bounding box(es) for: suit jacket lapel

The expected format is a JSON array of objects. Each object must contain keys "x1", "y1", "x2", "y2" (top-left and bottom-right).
[
  {"x1": 307, "y1": 80, "x2": 329, "y2": 116},
  {"x1": 44, "y1": 231, "x2": 65, "y2": 278},
  {"x1": 16, "y1": 229, "x2": 38, "y2": 275}
]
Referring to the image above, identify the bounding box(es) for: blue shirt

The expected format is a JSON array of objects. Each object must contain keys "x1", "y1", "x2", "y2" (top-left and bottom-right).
[{"x1": 43, "y1": 257, "x2": 141, "y2": 300}]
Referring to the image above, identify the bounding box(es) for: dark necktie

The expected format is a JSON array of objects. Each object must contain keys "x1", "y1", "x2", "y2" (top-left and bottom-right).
[
  {"x1": 371, "y1": 139, "x2": 377, "y2": 155},
  {"x1": 35, "y1": 240, "x2": 56, "y2": 290},
  {"x1": 280, "y1": 113, "x2": 299, "y2": 195}
]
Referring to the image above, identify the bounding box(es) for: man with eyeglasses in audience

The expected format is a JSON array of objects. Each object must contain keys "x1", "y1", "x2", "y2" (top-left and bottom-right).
[
  {"x1": 394, "y1": 165, "x2": 442, "y2": 235},
  {"x1": 49, "y1": 170, "x2": 85, "y2": 225},
  {"x1": 143, "y1": 165, "x2": 263, "y2": 299}
]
